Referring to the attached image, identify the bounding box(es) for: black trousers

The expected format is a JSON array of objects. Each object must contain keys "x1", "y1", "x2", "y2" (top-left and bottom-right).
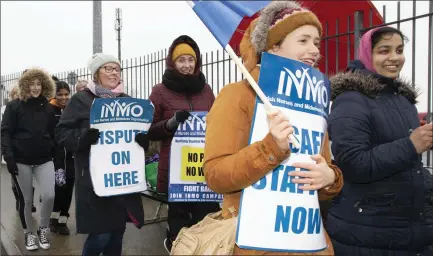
[
  {"x1": 166, "y1": 202, "x2": 220, "y2": 242},
  {"x1": 52, "y1": 159, "x2": 75, "y2": 218},
  {"x1": 52, "y1": 177, "x2": 75, "y2": 217}
]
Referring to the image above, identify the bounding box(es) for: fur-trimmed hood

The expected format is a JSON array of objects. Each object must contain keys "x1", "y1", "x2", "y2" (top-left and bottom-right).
[
  {"x1": 330, "y1": 61, "x2": 419, "y2": 104},
  {"x1": 18, "y1": 68, "x2": 56, "y2": 101}
]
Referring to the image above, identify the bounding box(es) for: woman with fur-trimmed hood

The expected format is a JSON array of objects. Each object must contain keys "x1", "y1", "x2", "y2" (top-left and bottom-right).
[
  {"x1": 1, "y1": 68, "x2": 57, "y2": 251},
  {"x1": 327, "y1": 27, "x2": 433, "y2": 255},
  {"x1": 203, "y1": 1, "x2": 343, "y2": 255}
]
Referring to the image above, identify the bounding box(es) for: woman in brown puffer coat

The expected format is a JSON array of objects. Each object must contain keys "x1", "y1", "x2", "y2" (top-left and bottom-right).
[
  {"x1": 204, "y1": 1, "x2": 344, "y2": 255},
  {"x1": 148, "y1": 35, "x2": 220, "y2": 253}
]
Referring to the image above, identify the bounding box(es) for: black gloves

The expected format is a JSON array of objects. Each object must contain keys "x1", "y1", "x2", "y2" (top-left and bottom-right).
[
  {"x1": 166, "y1": 110, "x2": 191, "y2": 132},
  {"x1": 79, "y1": 128, "x2": 100, "y2": 148},
  {"x1": 135, "y1": 133, "x2": 149, "y2": 151},
  {"x1": 6, "y1": 160, "x2": 19, "y2": 176}
]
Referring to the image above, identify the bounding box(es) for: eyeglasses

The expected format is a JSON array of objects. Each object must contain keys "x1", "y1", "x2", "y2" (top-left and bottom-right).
[{"x1": 101, "y1": 66, "x2": 122, "y2": 73}]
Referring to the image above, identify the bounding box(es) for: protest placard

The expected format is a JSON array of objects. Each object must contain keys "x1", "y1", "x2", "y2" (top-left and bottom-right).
[
  {"x1": 236, "y1": 53, "x2": 331, "y2": 252},
  {"x1": 89, "y1": 97, "x2": 154, "y2": 197},
  {"x1": 169, "y1": 111, "x2": 223, "y2": 202}
]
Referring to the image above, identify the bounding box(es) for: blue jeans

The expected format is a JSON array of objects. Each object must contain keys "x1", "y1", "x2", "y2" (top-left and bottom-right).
[{"x1": 82, "y1": 229, "x2": 125, "y2": 256}]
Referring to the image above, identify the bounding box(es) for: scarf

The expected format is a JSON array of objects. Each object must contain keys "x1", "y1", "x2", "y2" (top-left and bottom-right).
[
  {"x1": 87, "y1": 79, "x2": 124, "y2": 98},
  {"x1": 162, "y1": 68, "x2": 206, "y2": 94},
  {"x1": 49, "y1": 98, "x2": 65, "y2": 109}
]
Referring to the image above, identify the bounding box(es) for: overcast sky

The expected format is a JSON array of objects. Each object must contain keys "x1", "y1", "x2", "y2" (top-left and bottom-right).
[{"x1": 1, "y1": 1, "x2": 431, "y2": 111}]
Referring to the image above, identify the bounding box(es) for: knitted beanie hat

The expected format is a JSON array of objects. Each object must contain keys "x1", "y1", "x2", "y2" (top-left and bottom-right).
[
  {"x1": 172, "y1": 43, "x2": 197, "y2": 62},
  {"x1": 88, "y1": 53, "x2": 121, "y2": 78},
  {"x1": 240, "y1": 1, "x2": 322, "y2": 72}
]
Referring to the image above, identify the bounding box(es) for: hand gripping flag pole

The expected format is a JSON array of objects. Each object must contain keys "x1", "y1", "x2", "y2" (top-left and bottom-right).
[{"x1": 187, "y1": 1, "x2": 300, "y2": 149}]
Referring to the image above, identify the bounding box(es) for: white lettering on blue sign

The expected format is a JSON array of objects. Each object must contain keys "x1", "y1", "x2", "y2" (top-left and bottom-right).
[
  {"x1": 277, "y1": 67, "x2": 329, "y2": 109},
  {"x1": 100, "y1": 100, "x2": 144, "y2": 119},
  {"x1": 178, "y1": 113, "x2": 206, "y2": 132}
]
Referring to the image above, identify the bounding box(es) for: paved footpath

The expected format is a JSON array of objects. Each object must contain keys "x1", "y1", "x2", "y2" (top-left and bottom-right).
[
  {"x1": 1, "y1": 150, "x2": 432, "y2": 255},
  {"x1": 0, "y1": 164, "x2": 168, "y2": 256}
]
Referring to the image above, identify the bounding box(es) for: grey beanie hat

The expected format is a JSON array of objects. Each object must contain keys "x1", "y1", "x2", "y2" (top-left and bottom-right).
[{"x1": 88, "y1": 53, "x2": 121, "y2": 78}]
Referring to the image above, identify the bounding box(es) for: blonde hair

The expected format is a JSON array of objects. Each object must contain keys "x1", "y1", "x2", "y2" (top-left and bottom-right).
[
  {"x1": 76, "y1": 79, "x2": 88, "y2": 86},
  {"x1": 9, "y1": 86, "x2": 19, "y2": 100},
  {"x1": 75, "y1": 79, "x2": 88, "y2": 91}
]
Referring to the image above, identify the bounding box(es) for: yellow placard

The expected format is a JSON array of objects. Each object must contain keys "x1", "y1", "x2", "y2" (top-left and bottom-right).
[{"x1": 180, "y1": 146, "x2": 206, "y2": 182}]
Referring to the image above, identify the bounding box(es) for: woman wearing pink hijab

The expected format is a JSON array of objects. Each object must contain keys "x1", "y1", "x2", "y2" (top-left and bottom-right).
[{"x1": 326, "y1": 27, "x2": 433, "y2": 255}]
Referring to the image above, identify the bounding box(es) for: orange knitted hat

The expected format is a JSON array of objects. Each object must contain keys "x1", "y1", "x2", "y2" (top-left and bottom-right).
[{"x1": 240, "y1": 1, "x2": 322, "y2": 72}]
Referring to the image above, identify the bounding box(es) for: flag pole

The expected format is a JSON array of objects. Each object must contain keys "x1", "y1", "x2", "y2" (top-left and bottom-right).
[
  {"x1": 187, "y1": 1, "x2": 300, "y2": 149},
  {"x1": 224, "y1": 45, "x2": 300, "y2": 148}
]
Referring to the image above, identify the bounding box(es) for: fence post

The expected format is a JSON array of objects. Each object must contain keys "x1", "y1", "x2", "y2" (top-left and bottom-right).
[
  {"x1": 354, "y1": 10, "x2": 364, "y2": 59},
  {"x1": 0, "y1": 81, "x2": 4, "y2": 107}
]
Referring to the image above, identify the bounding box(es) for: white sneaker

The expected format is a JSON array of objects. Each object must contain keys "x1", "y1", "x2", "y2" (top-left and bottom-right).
[
  {"x1": 37, "y1": 227, "x2": 51, "y2": 249},
  {"x1": 24, "y1": 232, "x2": 38, "y2": 251}
]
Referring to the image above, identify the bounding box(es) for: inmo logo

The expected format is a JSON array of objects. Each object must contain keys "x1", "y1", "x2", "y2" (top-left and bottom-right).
[
  {"x1": 277, "y1": 67, "x2": 329, "y2": 108},
  {"x1": 179, "y1": 114, "x2": 206, "y2": 131},
  {"x1": 100, "y1": 100, "x2": 143, "y2": 118}
]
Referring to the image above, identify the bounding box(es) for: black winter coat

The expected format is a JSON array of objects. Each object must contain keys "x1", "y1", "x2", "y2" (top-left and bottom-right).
[
  {"x1": 1, "y1": 96, "x2": 56, "y2": 165},
  {"x1": 326, "y1": 61, "x2": 433, "y2": 255},
  {"x1": 54, "y1": 89, "x2": 145, "y2": 234}
]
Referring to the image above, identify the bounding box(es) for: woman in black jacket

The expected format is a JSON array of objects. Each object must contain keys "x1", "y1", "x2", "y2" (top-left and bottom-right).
[
  {"x1": 49, "y1": 81, "x2": 74, "y2": 235},
  {"x1": 1, "y1": 68, "x2": 57, "y2": 251},
  {"x1": 55, "y1": 53, "x2": 150, "y2": 256},
  {"x1": 2, "y1": 85, "x2": 37, "y2": 213},
  {"x1": 327, "y1": 27, "x2": 433, "y2": 255}
]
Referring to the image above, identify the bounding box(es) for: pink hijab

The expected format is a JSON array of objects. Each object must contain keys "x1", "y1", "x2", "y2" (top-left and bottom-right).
[{"x1": 357, "y1": 27, "x2": 384, "y2": 72}]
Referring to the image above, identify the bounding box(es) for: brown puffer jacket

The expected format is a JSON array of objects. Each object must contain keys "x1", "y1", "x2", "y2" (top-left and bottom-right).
[
  {"x1": 203, "y1": 19, "x2": 343, "y2": 255},
  {"x1": 148, "y1": 35, "x2": 215, "y2": 193}
]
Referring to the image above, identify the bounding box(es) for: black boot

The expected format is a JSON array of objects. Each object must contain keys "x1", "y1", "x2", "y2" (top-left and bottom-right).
[
  {"x1": 56, "y1": 223, "x2": 70, "y2": 236},
  {"x1": 49, "y1": 218, "x2": 58, "y2": 233}
]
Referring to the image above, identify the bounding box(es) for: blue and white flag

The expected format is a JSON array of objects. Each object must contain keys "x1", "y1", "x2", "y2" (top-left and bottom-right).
[
  {"x1": 89, "y1": 98, "x2": 154, "y2": 197},
  {"x1": 188, "y1": 0, "x2": 270, "y2": 46}
]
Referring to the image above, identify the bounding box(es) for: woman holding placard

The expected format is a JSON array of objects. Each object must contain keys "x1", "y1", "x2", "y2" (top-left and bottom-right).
[
  {"x1": 203, "y1": 1, "x2": 343, "y2": 255},
  {"x1": 55, "y1": 53, "x2": 150, "y2": 256},
  {"x1": 327, "y1": 27, "x2": 433, "y2": 255},
  {"x1": 148, "y1": 35, "x2": 220, "y2": 253}
]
